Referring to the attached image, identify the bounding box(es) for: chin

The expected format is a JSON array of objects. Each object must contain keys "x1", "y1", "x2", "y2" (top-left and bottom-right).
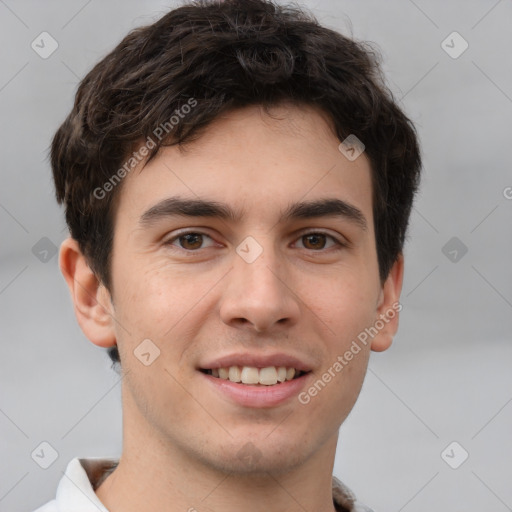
[{"x1": 199, "y1": 437, "x2": 314, "y2": 476}]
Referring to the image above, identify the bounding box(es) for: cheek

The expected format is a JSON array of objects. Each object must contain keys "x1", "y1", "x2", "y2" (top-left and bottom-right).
[
  {"x1": 313, "y1": 275, "x2": 376, "y2": 413},
  {"x1": 332, "y1": 350, "x2": 370, "y2": 418},
  {"x1": 113, "y1": 258, "x2": 220, "y2": 346},
  {"x1": 301, "y1": 267, "x2": 378, "y2": 339},
  {"x1": 298, "y1": 338, "x2": 370, "y2": 429}
]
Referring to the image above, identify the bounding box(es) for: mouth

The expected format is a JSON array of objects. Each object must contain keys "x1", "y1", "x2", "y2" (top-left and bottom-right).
[{"x1": 199, "y1": 366, "x2": 311, "y2": 386}]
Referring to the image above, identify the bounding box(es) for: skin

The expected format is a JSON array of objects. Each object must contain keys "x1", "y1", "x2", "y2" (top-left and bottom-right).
[{"x1": 60, "y1": 103, "x2": 403, "y2": 512}]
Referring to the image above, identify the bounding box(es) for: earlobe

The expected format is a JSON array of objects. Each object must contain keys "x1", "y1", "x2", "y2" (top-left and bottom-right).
[
  {"x1": 370, "y1": 254, "x2": 404, "y2": 352},
  {"x1": 59, "y1": 238, "x2": 117, "y2": 349}
]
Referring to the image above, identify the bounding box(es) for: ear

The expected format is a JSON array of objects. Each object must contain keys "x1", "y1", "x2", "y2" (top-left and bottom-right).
[
  {"x1": 59, "y1": 238, "x2": 117, "y2": 349},
  {"x1": 370, "y1": 253, "x2": 404, "y2": 352}
]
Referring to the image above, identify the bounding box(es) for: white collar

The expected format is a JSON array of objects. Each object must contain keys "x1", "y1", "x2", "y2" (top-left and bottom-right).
[
  {"x1": 48, "y1": 457, "x2": 371, "y2": 512},
  {"x1": 55, "y1": 457, "x2": 116, "y2": 512}
]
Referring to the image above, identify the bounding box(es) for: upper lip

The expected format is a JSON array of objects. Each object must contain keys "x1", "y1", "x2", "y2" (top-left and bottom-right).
[{"x1": 199, "y1": 353, "x2": 313, "y2": 372}]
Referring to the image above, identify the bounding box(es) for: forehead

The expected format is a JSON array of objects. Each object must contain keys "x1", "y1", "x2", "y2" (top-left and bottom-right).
[{"x1": 114, "y1": 103, "x2": 374, "y2": 230}]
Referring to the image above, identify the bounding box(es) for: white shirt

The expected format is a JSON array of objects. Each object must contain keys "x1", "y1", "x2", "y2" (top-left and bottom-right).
[
  {"x1": 32, "y1": 457, "x2": 374, "y2": 512},
  {"x1": 32, "y1": 458, "x2": 115, "y2": 512}
]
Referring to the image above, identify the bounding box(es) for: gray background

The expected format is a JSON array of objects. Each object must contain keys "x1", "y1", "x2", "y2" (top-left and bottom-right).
[{"x1": 1, "y1": 0, "x2": 511, "y2": 510}]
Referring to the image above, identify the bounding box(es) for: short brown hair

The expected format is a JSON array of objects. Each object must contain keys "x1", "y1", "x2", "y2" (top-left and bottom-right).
[{"x1": 51, "y1": 0, "x2": 421, "y2": 366}]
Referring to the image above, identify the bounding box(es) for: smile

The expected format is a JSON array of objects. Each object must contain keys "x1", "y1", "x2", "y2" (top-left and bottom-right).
[{"x1": 200, "y1": 366, "x2": 309, "y2": 386}]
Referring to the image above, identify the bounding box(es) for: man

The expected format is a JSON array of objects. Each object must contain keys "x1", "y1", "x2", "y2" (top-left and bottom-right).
[{"x1": 35, "y1": 0, "x2": 421, "y2": 510}]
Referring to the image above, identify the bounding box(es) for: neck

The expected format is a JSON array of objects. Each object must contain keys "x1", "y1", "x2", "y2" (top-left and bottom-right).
[{"x1": 95, "y1": 391, "x2": 339, "y2": 512}]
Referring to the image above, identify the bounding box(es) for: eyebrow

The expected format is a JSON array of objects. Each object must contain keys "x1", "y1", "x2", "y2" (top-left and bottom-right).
[{"x1": 139, "y1": 196, "x2": 368, "y2": 231}]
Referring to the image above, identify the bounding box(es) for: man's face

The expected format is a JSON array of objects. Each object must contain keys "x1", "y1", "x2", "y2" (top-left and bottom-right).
[{"x1": 105, "y1": 103, "x2": 395, "y2": 474}]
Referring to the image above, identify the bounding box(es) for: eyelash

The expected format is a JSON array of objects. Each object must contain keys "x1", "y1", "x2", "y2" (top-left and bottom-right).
[{"x1": 164, "y1": 230, "x2": 347, "y2": 253}]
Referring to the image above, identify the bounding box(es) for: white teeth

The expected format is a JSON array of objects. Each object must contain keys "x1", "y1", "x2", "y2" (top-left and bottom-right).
[
  {"x1": 208, "y1": 365, "x2": 303, "y2": 385},
  {"x1": 228, "y1": 366, "x2": 241, "y2": 382},
  {"x1": 240, "y1": 367, "x2": 259, "y2": 384},
  {"x1": 259, "y1": 367, "x2": 278, "y2": 385}
]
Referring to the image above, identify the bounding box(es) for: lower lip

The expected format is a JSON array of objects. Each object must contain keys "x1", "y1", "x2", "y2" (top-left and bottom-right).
[{"x1": 200, "y1": 371, "x2": 311, "y2": 408}]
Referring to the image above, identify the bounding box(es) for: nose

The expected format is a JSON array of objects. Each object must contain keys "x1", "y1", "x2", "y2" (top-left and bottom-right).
[{"x1": 219, "y1": 243, "x2": 301, "y2": 333}]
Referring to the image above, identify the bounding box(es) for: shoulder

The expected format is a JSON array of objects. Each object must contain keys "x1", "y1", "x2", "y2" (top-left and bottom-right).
[
  {"x1": 332, "y1": 475, "x2": 375, "y2": 512},
  {"x1": 30, "y1": 456, "x2": 118, "y2": 512}
]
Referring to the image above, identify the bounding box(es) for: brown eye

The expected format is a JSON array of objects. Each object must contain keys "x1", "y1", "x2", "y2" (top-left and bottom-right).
[
  {"x1": 302, "y1": 233, "x2": 327, "y2": 250},
  {"x1": 166, "y1": 231, "x2": 216, "y2": 251},
  {"x1": 295, "y1": 232, "x2": 343, "y2": 251},
  {"x1": 178, "y1": 233, "x2": 204, "y2": 250}
]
